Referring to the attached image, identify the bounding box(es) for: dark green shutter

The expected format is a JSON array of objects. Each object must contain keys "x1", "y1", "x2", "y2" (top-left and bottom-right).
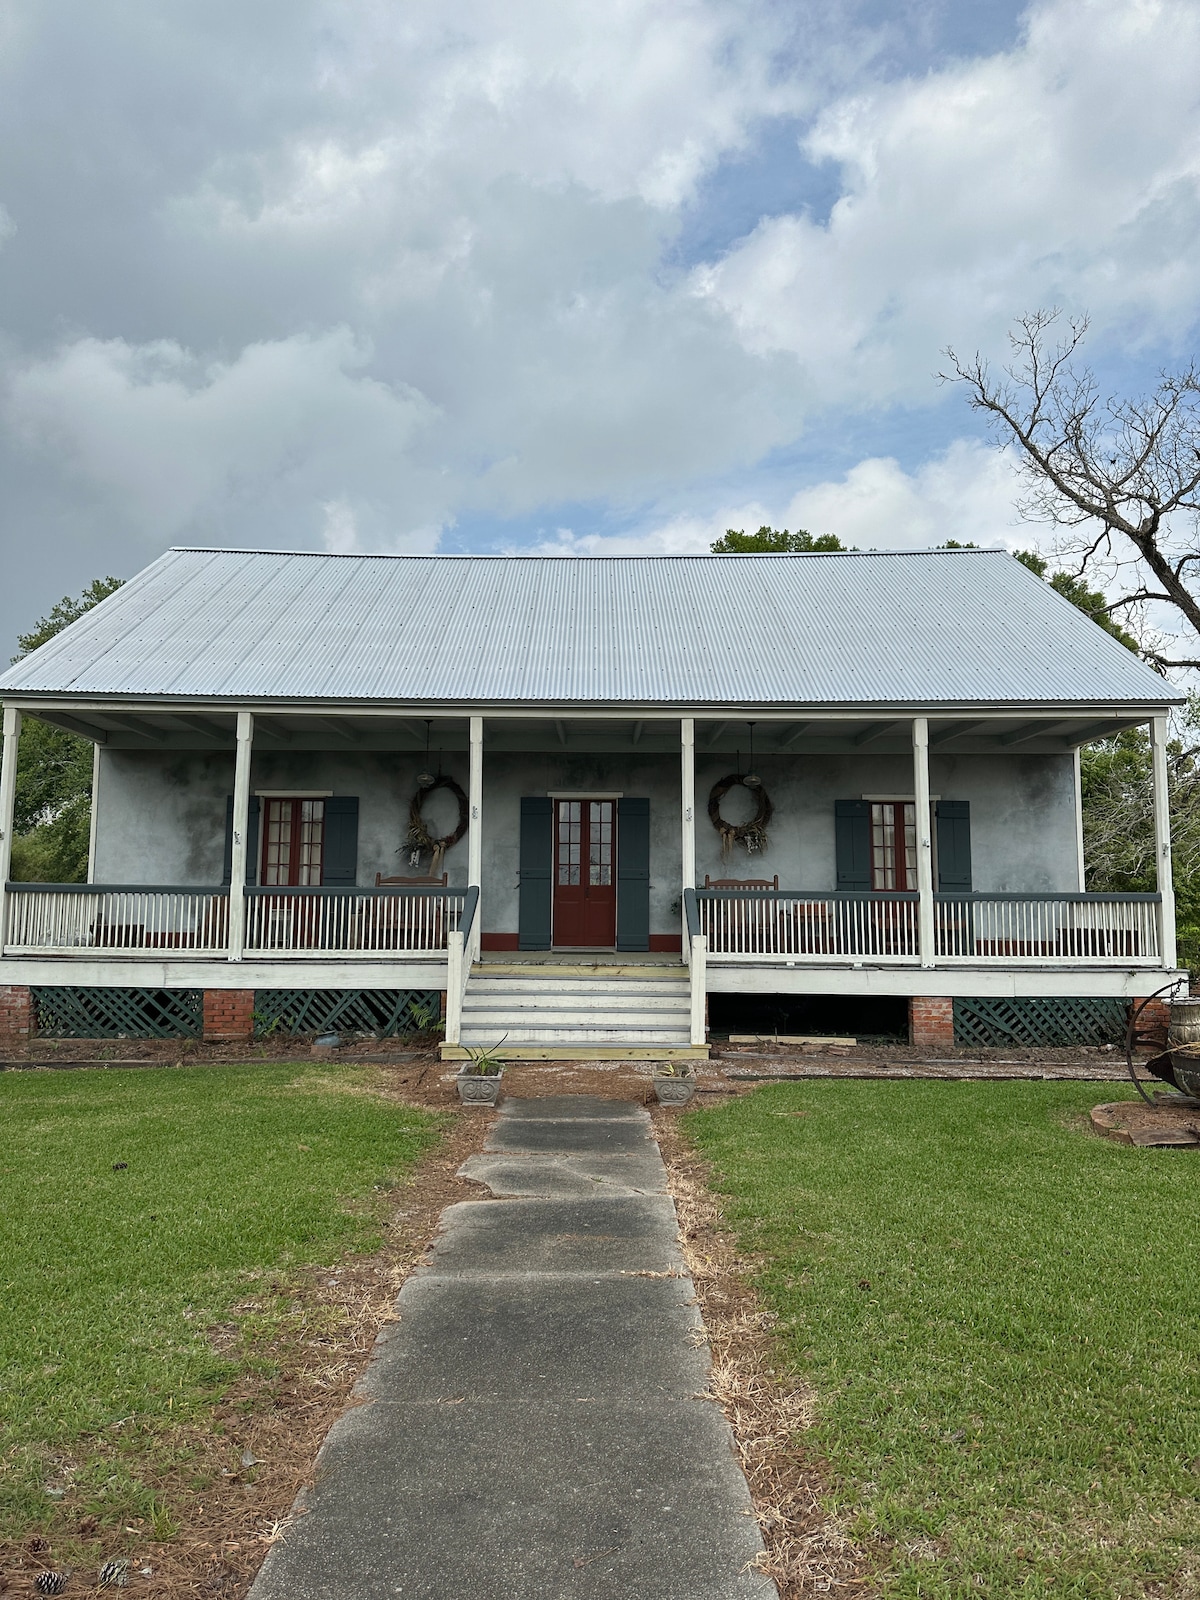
[
  {"x1": 935, "y1": 801, "x2": 972, "y2": 892},
  {"x1": 616, "y1": 797, "x2": 650, "y2": 952},
  {"x1": 323, "y1": 797, "x2": 360, "y2": 886},
  {"x1": 835, "y1": 800, "x2": 871, "y2": 890},
  {"x1": 222, "y1": 795, "x2": 260, "y2": 885},
  {"x1": 518, "y1": 796, "x2": 553, "y2": 950}
]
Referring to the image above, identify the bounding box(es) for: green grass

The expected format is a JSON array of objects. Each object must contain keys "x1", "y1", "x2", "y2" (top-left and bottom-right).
[
  {"x1": 0, "y1": 1063, "x2": 443, "y2": 1538},
  {"x1": 687, "y1": 1083, "x2": 1200, "y2": 1599}
]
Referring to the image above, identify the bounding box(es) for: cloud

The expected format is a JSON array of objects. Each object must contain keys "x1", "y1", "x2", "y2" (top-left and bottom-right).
[
  {"x1": 531, "y1": 436, "x2": 1028, "y2": 556},
  {"x1": 696, "y1": 0, "x2": 1200, "y2": 404},
  {"x1": 6, "y1": 329, "x2": 442, "y2": 548}
]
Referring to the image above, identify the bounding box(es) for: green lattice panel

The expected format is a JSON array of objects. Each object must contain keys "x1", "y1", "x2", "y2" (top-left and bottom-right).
[
  {"x1": 253, "y1": 989, "x2": 442, "y2": 1038},
  {"x1": 953, "y1": 996, "x2": 1128, "y2": 1048},
  {"x1": 33, "y1": 987, "x2": 204, "y2": 1039}
]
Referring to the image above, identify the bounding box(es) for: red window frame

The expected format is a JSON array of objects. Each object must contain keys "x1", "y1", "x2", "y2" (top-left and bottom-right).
[
  {"x1": 260, "y1": 797, "x2": 326, "y2": 886},
  {"x1": 870, "y1": 801, "x2": 916, "y2": 891}
]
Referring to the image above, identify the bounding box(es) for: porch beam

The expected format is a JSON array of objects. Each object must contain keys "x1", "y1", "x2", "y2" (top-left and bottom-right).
[
  {"x1": 998, "y1": 720, "x2": 1071, "y2": 746},
  {"x1": 107, "y1": 714, "x2": 168, "y2": 744},
  {"x1": 705, "y1": 721, "x2": 732, "y2": 748},
  {"x1": 554, "y1": 720, "x2": 568, "y2": 746},
  {"x1": 630, "y1": 720, "x2": 644, "y2": 746},
  {"x1": 227, "y1": 712, "x2": 254, "y2": 962},
  {"x1": 254, "y1": 720, "x2": 292, "y2": 745},
  {"x1": 1150, "y1": 716, "x2": 1177, "y2": 968},
  {"x1": 1064, "y1": 718, "x2": 1135, "y2": 746},
  {"x1": 853, "y1": 720, "x2": 899, "y2": 747},
  {"x1": 0, "y1": 707, "x2": 22, "y2": 949},
  {"x1": 35, "y1": 711, "x2": 108, "y2": 743},
  {"x1": 171, "y1": 714, "x2": 230, "y2": 743},
  {"x1": 929, "y1": 720, "x2": 987, "y2": 746},
  {"x1": 779, "y1": 722, "x2": 812, "y2": 748},
  {"x1": 912, "y1": 717, "x2": 935, "y2": 968},
  {"x1": 318, "y1": 717, "x2": 358, "y2": 742}
]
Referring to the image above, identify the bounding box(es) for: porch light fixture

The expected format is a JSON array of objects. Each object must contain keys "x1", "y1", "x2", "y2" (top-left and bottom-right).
[
  {"x1": 743, "y1": 722, "x2": 762, "y2": 787},
  {"x1": 416, "y1": 719, "x2": 436, "y2": 787}
]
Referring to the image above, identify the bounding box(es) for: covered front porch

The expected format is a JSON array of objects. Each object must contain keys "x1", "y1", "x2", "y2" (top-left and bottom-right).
[{"x1": 0, "y1": 704, "x2": 1182, "y2": 1049}]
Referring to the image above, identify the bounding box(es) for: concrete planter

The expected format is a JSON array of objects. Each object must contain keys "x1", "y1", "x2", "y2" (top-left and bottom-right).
[
  {"x1": 653, "y1": 1071, "x2": 696, "y2": 1107},
  {"x1": 456, "y1": 1067, "x2": 504, "y2": 1106}
]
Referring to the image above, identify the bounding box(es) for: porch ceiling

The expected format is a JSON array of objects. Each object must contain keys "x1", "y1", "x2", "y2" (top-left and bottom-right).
[{"x1": 22, "y1": 708, "x2": 1153, "y2": 754}]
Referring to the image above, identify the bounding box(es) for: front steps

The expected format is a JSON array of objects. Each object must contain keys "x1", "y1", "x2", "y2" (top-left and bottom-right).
[{"x1": 440, "y1": 961, "x2": 706, "y2": 1062}]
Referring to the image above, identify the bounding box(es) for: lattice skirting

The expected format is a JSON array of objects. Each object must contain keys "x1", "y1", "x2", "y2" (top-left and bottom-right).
[
  {"x1": 253, "y1": 989, "x2": 442, "y2": 1038},
  {"x1": 33, "y1": 987, "x2": 204, "y2": 1038},
  {"x1": 953, "y1": 996, "x2": 1129, "y2": 1048}
]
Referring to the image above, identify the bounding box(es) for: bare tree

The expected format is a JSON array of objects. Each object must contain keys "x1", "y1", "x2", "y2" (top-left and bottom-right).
[{"x1": 942, "y1": 310, "x2": 1200, "y2": 671}]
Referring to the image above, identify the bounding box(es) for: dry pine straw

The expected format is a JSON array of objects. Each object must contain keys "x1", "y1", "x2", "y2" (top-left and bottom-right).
[
  {"x1": 653, "y1": 1106, "x2": 874, "y2": 1600},
  {"x1": 0, "y1": 1098, "x2": 491, "y2": 1600}
]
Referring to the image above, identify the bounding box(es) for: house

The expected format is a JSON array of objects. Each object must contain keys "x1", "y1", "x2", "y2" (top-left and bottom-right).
[{"x1": 0, "y1": 545, "x2": 1182, "y2": 1055}]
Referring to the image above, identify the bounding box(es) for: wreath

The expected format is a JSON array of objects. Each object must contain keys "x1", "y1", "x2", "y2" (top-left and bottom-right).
[
  {"x1": 708, "y1": 774, "x2": 774, "y2": 858},
  {"x1": 404, "y1": 776, "x2": 469, "y2": 875}
]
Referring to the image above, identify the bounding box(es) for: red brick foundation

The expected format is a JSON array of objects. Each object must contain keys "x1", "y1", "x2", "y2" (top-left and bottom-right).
[
  {"x1": 909, "y1": 995, "x2": 954, "y2": 1050},
  {"x1": 0, "y1": 984, "x2": 33, "y2": 1043},
  {"x1": 1133, "y1": 997, "x2": 1171, "y2": 1048},
  {"x1": 203, "y1": 989, "x2": 255, "y2": 1041}
]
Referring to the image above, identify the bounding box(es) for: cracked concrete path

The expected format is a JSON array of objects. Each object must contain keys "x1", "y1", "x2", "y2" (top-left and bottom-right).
[{"x1": 250, "y1": 1095, "x2": 775, "y2": 1600}]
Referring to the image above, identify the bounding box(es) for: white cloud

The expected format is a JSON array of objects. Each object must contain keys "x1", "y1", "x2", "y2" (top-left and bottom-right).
[
  {"x1": 532, "y1": 437, "x2": 1029, "y2": 556},
  {"x1": 697, "y1": 0, "x2": 1200, "y2": 404},
  {"x1": 5, "y1": 329, "x2": 443, "y2": 547}
]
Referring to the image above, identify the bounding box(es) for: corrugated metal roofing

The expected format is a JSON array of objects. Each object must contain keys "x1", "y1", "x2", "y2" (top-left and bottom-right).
[{"x1": 0, "y1": 547, "x2": 1176, "y2": 709}]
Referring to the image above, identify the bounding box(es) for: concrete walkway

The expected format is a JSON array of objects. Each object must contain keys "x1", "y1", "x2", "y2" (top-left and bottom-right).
[{"x1": 250, "y1": 1095, "x2": 775, "y2": 1600}]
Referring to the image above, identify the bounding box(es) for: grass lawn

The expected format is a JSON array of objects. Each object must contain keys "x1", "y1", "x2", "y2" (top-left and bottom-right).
[
  {"x1": 0, "y1": 1063, "x2": 443, "y2": 1541},
  {"x1": 687, "y1": 1083, "x2": 1199, "y2": 1600}
]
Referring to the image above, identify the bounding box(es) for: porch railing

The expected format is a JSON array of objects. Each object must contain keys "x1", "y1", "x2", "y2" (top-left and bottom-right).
[
  {"x1": 2, "y1": 883, "x2": 463, "y2": 958},
  {"x1": 699, "y1": 888, "x2": 1163, "y2": 966},
  {"x1": 699, "y1": 889, "x2": 920, "y2": 961},
  {"x1": 3, "y1": 886, "x2": 231, "y2": 955},
  {"x1": 244, "y1": 885, "x2": 463, "y2": 955},
  {"x1": 934, "y1": 893, "x2": 1161, "y2": 964}
]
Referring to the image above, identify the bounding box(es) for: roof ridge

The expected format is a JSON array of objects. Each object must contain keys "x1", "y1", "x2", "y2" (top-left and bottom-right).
[{"x1": 167, "y1": 546, "x2": 1007, "y2": 560}]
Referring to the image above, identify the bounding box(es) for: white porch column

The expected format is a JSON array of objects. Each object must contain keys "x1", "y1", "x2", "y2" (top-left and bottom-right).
[
  {"x1": 1072, "y1": 747, "x2": 1086, "y2": 891},
  {"x1": 681, "y1": 717, "x2": 696, "y2": 949},
  {"x1": 227, "y1": 711, "x2": 254, "y2": 961},
  {"x1": 912, "y1": 716, "x2": 935, "y2": 966},
  {"x1": 87, "y1": 742, "x2": 102, "y2": 884},
  {"x1": 1150, "y1": 715, "x2": 1177, "y2": 969},
  {"x1": 468, "y1": 716, "x2": 483, "y2": 961},
  {"x1": 0, "y1": 706, "x2": 22, "y2": 950}
]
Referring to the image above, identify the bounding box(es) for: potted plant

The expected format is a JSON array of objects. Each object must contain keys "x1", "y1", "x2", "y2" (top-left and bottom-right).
[
  {"x1": 652, "y1": 1062, "x2": 697, "y2": 1106},
  {"x1": 456, "y1": 1038, "x2": 506, "y2": 1105}
]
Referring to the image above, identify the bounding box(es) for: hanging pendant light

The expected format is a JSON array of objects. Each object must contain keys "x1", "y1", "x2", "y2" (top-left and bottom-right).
[
  {"x1": 416, "y1": 719, "x2": 436, "y2": 787},
  {"x1": 744, "y1": 721, "x2": 762, "y2": 787}
]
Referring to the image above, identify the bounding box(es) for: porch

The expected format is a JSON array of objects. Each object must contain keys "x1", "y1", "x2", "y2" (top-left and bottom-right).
[{"x1": 0, "y1": 705, "x2": 1183, "y2": 1052}]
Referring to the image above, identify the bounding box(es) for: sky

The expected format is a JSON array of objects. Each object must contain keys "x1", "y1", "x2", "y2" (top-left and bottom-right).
[{"x1": 2, "y1": 0, "x2": 1200, "y2": 655}]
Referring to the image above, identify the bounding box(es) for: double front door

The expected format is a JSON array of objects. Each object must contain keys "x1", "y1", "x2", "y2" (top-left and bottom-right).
[{"x1": 553, "y1": 798, "x2": 616, "y2": 947}]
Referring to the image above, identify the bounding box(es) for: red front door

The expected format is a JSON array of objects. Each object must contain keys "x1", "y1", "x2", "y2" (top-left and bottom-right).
[{"x1": 553, "y1": 799, "x2": 617, "y2": 947}]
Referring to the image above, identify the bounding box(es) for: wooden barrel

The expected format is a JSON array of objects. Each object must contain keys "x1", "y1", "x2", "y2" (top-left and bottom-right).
[{"x1": 1167, "y1": 997, "x2": 1200, "y2": 1047}]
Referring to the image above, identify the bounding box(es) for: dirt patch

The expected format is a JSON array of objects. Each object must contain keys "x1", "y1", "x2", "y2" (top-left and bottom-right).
[
  {"x1": 653, "y1": 1109, "x2": 873, "y2": 1599},
  {"x1": 1090, "y1": 1096, "x2": 1200, "y2": 1146},
  {"x1": 0, "y1": 1099, "x2": 489, "y2": 1600}
]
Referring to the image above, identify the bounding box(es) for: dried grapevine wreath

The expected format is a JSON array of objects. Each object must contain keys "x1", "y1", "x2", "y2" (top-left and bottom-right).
[
  {"x1": 708, "y1": 774, "x2": 774, "y2": 858},
  {"x1": 404, "y1": 776, "x2": 469, "y2": 875}
]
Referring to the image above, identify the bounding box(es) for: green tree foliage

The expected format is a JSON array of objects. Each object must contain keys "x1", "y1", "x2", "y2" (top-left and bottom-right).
[
  {"x1": 1013, "y1": 549, "x2": 1141, "y2": 653},
  {"x1": 6, "y1": 578, "x2": 124, "y2": 882},
  {"x1": 1080, "y1": 711, "x2": 1200, "y2": 970},
  {"x1": 710, "y1": 525, "x2": 847, "y2": 553}
]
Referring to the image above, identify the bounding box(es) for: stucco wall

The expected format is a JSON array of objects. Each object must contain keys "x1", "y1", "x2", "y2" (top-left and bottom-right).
[{"x1": 92, "y1": 746, "x2": 1081, "y2": 929}]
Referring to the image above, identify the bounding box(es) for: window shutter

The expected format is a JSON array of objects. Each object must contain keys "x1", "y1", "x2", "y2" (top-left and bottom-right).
[
  {"x1": 616, "y1": 797, "x2": 651, "y2": 952},
  {"x1": 935, "y1": 801, "x2": 972, "y2": 893},
  {"x1": 222, "y1": 795, "x2": 260, "y2": 886},
  {"x1": 835, "y1": 800, "x2": 872, "y2": 891},
  {"x1": 322, "y1": 797, "x2": 360, "y2": 886},
  {"x1": 518, "y1": 796, "x2": 553, "y2": 950}
]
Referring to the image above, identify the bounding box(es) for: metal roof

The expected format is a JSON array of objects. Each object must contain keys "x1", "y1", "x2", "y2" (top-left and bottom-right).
[{"x1": 0, "y1": 546, "x2": 1176, "y2": 710}]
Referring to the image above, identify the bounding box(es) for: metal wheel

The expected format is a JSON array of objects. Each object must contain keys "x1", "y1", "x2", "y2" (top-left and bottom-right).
[{"x1": 1125, "y1": 980, "x2": 1187, "y2": 1104}]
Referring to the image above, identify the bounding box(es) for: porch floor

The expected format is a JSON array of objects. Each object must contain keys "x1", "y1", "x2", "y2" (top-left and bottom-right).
[{"x1": 248, "y1": 1095, "x2": 771, "y2": 1600}]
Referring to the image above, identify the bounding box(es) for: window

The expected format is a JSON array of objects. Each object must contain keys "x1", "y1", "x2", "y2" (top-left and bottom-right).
[
  {"x1": 870, "y1": 801, "x2": 916, "y2": 890},
  {"x1": 261, "y1": 798, "x2": 325, "y2": 885}
]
